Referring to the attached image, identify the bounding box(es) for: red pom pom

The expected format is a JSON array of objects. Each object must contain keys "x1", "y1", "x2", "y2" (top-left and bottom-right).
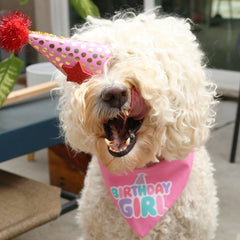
[{"x1": 0, "y1": 10, "x2": 31, "y2": 53}]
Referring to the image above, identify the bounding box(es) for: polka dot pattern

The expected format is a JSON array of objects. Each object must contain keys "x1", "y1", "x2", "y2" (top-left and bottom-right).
[{"x1": 28, "y1": 31, "x2": 112, "y2": 76}]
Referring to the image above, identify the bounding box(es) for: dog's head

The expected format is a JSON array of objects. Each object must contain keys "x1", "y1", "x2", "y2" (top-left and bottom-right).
[{"x1": 58, "y1": 12, "x2": 216, "y2": 173}]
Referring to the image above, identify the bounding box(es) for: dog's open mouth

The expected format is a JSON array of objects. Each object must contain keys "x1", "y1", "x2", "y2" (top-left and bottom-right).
[{"x1": 103, "y1": 87, "x2": 149, "y2": 157}]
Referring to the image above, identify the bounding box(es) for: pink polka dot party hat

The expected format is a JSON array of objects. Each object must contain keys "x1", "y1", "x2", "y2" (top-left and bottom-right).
[{"x1": 0, "y1": 10, "x2": 112, "y2": 84}]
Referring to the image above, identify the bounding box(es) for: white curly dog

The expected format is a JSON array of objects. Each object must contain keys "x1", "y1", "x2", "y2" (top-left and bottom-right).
[{"x1": 58, "y1": 10, "x2": 218, "y2": 240}]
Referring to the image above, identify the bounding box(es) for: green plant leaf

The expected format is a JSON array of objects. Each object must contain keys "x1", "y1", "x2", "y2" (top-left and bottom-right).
[
  {"x1": 69, "y1": 0, "x2": 100, "y2": 19},
  {"x1": 19, "y1": 0, "x2": 29, "y2": 5},
  {"x1": 0, "y1": 54, "x2": 24, "y2": 108}
]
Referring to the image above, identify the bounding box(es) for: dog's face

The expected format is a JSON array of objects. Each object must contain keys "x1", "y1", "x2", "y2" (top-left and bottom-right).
[{"x1": 59, "y1": 14, "x2": 216, "y2": 173}]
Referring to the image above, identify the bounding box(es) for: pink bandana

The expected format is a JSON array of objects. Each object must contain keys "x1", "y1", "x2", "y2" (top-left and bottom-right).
[{"x1": 98, "y1": 153, "x2": 194, "y2": 238}]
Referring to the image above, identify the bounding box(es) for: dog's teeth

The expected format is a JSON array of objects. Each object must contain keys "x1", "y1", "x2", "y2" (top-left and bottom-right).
[
  {"x1": 125, "y1": 137, "x2": 130, "y2": 146},
  {"x1": 109, "y1": 147, "x2": 119, "y2": 153},
  {"x1": 105, "y1": 138, "x2": 111, "y2": 146},
  {"x1": 109, "y1": 144, "x2": 128, "y2": 153},
  {"x1": 120, "y1": 145, "x2": 127, "y2": 152},
  {"x1": 107, "y1": 138, "x2": 131, "y2": 153}
]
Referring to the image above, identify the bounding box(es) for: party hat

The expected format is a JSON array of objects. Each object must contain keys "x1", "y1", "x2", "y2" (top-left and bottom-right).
[{"x1": 0, "y1": 10, "x2": 112, "y2": 84}]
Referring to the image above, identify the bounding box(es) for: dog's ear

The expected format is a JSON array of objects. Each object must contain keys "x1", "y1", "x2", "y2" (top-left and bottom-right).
[
  {"x1": 162, "y1": 71, "x2": 216, "y2": 161},
  {"x1": 142, "y1": 17, "x2": 217, "y2": 161}
]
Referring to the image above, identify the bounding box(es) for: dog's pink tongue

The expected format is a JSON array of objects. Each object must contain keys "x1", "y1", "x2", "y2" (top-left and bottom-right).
[{"x1": 129, "y1": 87, "x2": 149, "y2": 120}]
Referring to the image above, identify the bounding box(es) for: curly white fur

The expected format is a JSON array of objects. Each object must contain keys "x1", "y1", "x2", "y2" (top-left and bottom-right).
[{"x1": 57, "y1": 10, "x2": 218, "y2": 240}]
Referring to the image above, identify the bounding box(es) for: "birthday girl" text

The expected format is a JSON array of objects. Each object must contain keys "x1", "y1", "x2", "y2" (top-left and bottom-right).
[{"x1": 111, "y1": 180, "x2": 172, "y2": 218}]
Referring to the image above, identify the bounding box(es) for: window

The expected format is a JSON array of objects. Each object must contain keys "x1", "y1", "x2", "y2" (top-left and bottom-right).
[{"x1": 158, "y1": 0, "x2": 240, "y2": 71}]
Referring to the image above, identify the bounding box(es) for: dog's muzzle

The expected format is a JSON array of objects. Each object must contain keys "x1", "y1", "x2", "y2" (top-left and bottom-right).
[{"x1": 101, "y1": 85, "x2": 149, "y2": 157}]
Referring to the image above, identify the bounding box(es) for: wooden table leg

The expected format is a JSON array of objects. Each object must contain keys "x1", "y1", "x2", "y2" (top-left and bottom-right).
[
  {"x1": 48, "y1": 143, "x2": 91, "y2": 194},
  {"x1": 27, "y1": 152, "x2": 35, "y2": 162}
]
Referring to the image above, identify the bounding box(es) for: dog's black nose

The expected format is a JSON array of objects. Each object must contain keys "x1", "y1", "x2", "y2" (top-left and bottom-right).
[{"x1": 101, "y1": 84, "x2": 128, "y2": 108}]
